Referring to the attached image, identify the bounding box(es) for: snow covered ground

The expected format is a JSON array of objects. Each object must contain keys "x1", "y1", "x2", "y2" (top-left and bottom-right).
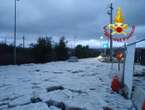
[{"x1": 0, "y1": 58, "x2": 141, "y2": 110}]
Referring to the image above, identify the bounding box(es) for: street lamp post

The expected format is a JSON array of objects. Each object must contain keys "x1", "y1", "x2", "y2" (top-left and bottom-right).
[
  {"x1": 13, "y1": 0, "x2": 19, "y2": 64},
  {"x1": 13, "y1": 0, "x2": 17, "y2": 64}
]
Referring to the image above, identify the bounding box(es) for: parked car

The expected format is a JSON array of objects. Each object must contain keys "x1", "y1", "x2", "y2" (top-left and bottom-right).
[{"x1": 67, "y1": 56, "x2": 78, "y2": 62}]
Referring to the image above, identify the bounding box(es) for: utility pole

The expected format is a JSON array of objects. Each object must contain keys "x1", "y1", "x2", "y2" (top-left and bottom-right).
[
  {"x1": 109, "y1": 2, "x2": 113, "y2": 62},
  {"x1": 22, "y1": 36, "x2": 25, "y2": 48},
  {"x1": 5, "y1": 37, "x2": 7, "y2": 44}
]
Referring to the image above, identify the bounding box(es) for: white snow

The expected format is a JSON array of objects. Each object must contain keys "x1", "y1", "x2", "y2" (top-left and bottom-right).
[
  {"x1": 0, "y1": 58, "x2": 137, "y2": 110},
  {"x1": 9, "y1": 102, "x2": 59, "y2": 110}
]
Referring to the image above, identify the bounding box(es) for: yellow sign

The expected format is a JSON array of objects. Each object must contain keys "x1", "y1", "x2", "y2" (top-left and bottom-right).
[{"x1": 107, "y1": 7, "x2": 128, "y2": 35}]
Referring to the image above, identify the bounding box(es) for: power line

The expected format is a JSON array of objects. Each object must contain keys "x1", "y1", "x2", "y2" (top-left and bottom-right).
[{"x1": 124, "y1": 38, "x2": 145, "y2": 47}]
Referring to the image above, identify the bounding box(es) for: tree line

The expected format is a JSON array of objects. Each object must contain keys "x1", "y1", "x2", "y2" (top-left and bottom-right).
[{"x1": 0, "y1": 37, "x2": 100, "y2": 65}]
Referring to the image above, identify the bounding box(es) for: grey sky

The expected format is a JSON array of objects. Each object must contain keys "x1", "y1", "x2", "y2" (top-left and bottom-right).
[{"x1": 0, "y1": 0, "x2": 145, "y2": 47}]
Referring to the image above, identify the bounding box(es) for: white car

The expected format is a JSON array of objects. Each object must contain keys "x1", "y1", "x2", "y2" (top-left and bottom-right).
[{"x1": 67, "y1": 56, "x2": 78, "y2": 62}]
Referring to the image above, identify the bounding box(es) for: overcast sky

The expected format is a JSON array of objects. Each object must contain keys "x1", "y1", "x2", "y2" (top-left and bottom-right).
[{"x1": 0, "y1": 0, "x2": 145, "y2": 47}]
